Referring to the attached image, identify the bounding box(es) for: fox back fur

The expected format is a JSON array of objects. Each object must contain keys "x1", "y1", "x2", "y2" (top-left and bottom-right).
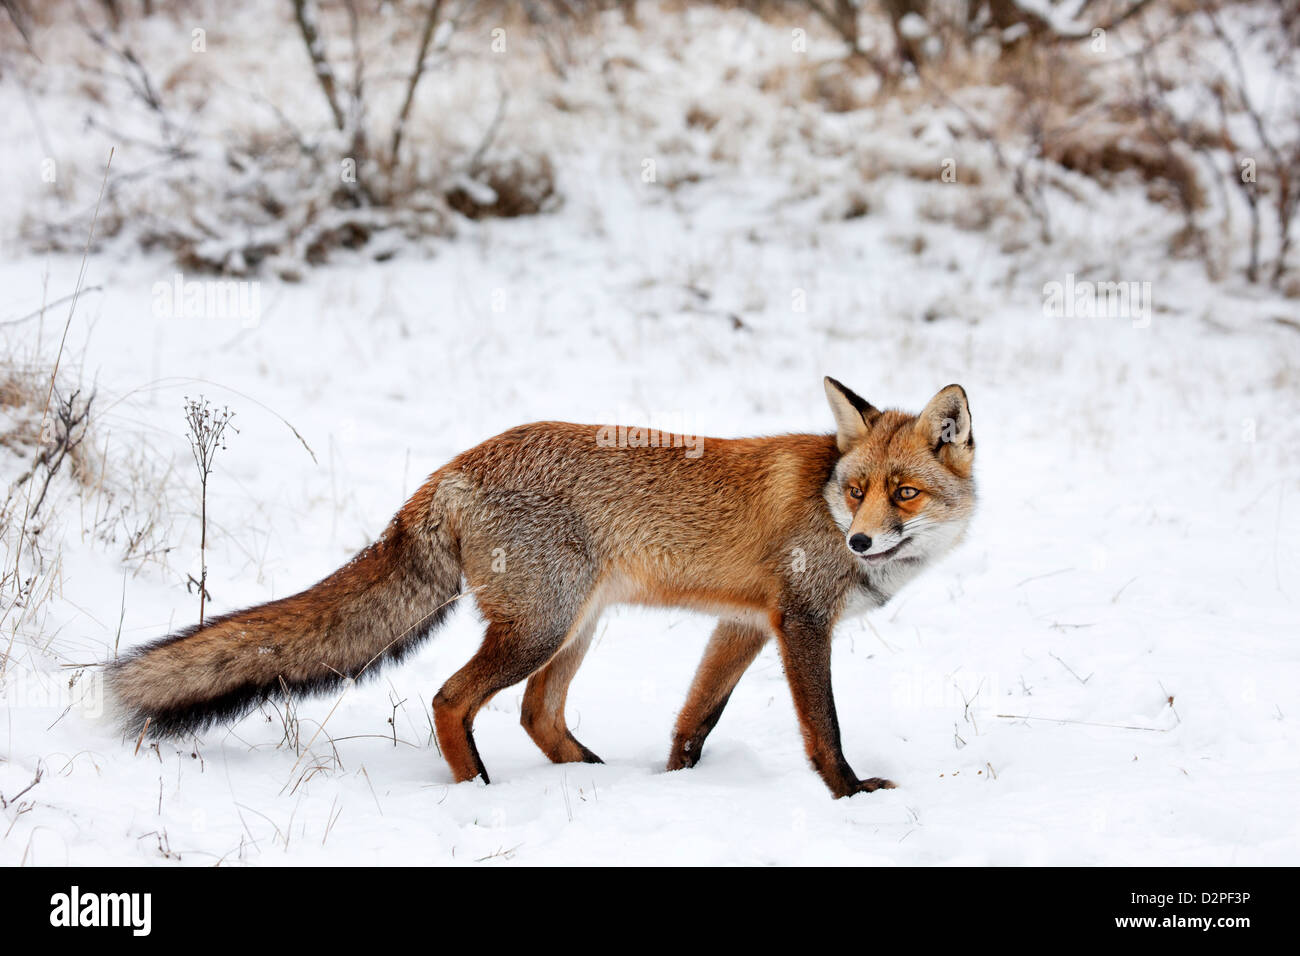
[{"x1": 107, "y1": 378, "x2": 975, "y2": 798}]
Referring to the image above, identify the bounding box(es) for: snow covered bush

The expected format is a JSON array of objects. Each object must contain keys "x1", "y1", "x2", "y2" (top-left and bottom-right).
[
  {"x1": 8, "y1": 0, "x2": 560, "y2": 277},
  {"x1": 4, "y1": 1, "x2": 1295, "y2": 286}
]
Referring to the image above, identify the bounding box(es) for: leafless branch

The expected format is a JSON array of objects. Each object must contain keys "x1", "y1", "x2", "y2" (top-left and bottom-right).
[
  {"x1": 291, "y1": 0, "x2": 347, "y2": 132},
  {"x1": 391, "y1": 0, "x2": 446, "y2": 163}
]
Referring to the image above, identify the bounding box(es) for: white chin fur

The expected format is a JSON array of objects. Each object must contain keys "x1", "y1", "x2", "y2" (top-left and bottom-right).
[{"x1": 856, "y1": 519, "x2": 968, "y2": 606}]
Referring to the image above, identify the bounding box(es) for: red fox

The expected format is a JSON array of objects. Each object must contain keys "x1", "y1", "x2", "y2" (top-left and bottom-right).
[{"x1": 107, "y1": 378, "x2": 975, "y2": 798}]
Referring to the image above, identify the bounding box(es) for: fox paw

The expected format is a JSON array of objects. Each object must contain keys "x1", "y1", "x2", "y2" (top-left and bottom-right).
[
  {"x1": 856, "y1": 777, "x2": 896, "y2": 793},
  {"x1": 666, "y1": 732, "x2": 705, "y2": 771}
]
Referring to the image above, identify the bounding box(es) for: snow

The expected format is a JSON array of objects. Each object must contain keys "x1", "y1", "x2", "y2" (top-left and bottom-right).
[{"x1": 1, "y1": 2, "x2": 1298, "y2": 866}]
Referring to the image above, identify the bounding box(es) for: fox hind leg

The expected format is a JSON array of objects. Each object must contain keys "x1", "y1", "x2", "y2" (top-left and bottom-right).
[
  {"x1": 667, "y1": 619, "x2": 769, "y2": 771},
  {"x1": 433, "y1": 619, "x2": 569, "y2": 784},
  {"x1": 520, "y1": 619, "x2": 603, "y2": 765}
]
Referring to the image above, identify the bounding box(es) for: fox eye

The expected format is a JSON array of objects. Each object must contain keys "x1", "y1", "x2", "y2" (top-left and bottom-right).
[
  {"x1": 895, "y1": 486, "x2": 920, "y2": 501},
  {"x1": 847, "y1": 485, "x2": 864, "y2": 500}
]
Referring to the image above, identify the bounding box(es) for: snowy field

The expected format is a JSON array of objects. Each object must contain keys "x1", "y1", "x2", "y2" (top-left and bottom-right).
[{"x1": 2, "y1": 2, "x2": 1299, "y2": 866}]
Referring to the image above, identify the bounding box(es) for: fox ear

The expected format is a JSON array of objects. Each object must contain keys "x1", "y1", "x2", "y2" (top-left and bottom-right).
[
  {"x1": 915, "y1": 384, "x2": 973, "y2": 473},
  {"x1": 824, "y1": 376, "x2": 880, "y2": 452}
]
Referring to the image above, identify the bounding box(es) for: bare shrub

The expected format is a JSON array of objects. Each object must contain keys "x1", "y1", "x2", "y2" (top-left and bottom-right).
[
  {"x1": 899, "y1": 0, "x2": 1298, "y2": 284},
  {"x1": 15, "y1": 0, "x2": 562, "y2": 276}
]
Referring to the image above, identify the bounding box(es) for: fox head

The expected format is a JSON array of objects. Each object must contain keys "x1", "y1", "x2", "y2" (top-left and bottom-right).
[{"x1": 822, "y1": 377, "x2": 976, "y2": 571}]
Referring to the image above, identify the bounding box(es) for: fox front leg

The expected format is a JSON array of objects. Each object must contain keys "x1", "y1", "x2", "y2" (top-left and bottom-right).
[{"x1": 771, "y1": 608, "x2": 895, "y2": 798}]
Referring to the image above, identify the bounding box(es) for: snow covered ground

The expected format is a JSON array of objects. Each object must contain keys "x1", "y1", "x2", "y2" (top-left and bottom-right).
[{"x1": 2, "y1": 3, "x2": 1298, "y2": 866}]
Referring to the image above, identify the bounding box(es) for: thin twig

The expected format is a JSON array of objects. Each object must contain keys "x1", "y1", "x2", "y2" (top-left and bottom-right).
[
  {"x1": 1049, "y1": 651, "x2": 1093, "y2": 685},
  {"x1": 0, "y1": 286, "x2": 104, "y2": 327},
  {"x1": 0, "y1": 765, "x2": 43, "y2": 809},
  {"x1": 390, "y1": 0, "x2": 446, "y2": 162},
  {"x1": 291, "y1": 0, "x2": 346, "y2": 131},
  {"x1": 996, "y1": 713, "x2": 1168, "y2": 732}
]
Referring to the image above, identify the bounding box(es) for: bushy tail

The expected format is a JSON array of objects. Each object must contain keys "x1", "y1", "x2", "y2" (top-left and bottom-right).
[{"x1": 106, "y1": 495, "x2": 462, "y2": 738}]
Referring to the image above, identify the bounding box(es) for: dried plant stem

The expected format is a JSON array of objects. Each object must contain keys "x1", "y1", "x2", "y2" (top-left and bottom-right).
[
  {"x1": 2, "y1": 149, "x2": 112, "y2": 675},
  {"x1": 184, "y1": 398, "x2": 237, "y2": 628}
]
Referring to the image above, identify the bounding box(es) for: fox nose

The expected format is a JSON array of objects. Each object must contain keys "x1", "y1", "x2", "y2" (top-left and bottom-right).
[{"x1": 848, "y1": 533, "x2": 872, "y2": 554}]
